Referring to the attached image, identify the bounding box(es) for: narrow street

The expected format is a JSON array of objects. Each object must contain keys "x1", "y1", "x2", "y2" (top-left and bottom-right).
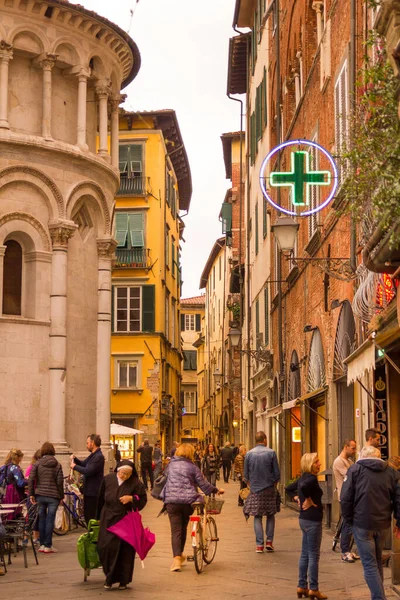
[{"x1": 2, "y1": 489, "x2": 397, "y2": 600}]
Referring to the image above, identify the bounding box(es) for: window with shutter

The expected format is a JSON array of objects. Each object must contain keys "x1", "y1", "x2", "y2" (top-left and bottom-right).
[
  {"x1": 255, "y1": 202, "x2": 259, "y2": 255},
  {"x1": 183, "y1": 390, "x2": 197, "y2": 414},
  {"x1": 119, "y1": 144, "x2": 143, "y2": 177},
  {"x1": 195, "y1": 313, "x2": 201, "y2": 331},
  {"x1": 256, "y1": 84, "x2": 262, "y2": 142},
  {"x1": 221, "y1": 203, "x2": 232, "y2": 234},
  {"x1": 181, "y1": 313, "x2": 185, "y2": 331},
  {"x1": 263, "y1": 198, "x2": 267, "y2": 238},
  {"x1": 264, "y1": 286, "x2": 269, "y2": 346},
  {"x1": 250, "y1": 112, "x2": 256, "y2": 165},
  {"x1": 262, "y1": 68, "x2": 267, "y2": 128},
  {"x1": 255, "y1": 298, "x2": 260, "y2": 336},
  {"x1": 185, "y1": 314, "x2": 195, "y2": 331},
  {"x1": 172, "y1": 240, "x2": 175, "y2": 277},
  {"x1": 114, "y1": 286, "x2": 141, "y2": 332},
  {"x1": 129, "y1": 213, "x2": 144, "y2": 247},
  {"x1": 115, "y1": 213, "x2": 129, "y2": 247},
  {"x1": 334, "y1": 60, "x2": 349, "y2": 186},
  {"x1": 142, "y1": 285, "x2": 155, "y2": 332}
]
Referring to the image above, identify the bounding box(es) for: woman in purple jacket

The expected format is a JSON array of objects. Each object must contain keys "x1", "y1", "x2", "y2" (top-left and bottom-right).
[{"x1": 161, "y1": 443, "x2": 224, "y2": 572}]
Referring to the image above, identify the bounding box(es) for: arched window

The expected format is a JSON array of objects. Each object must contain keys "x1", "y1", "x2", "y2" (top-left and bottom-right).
[{"x1": 3, "y1": 240, "x2": 22, "y2": 315}]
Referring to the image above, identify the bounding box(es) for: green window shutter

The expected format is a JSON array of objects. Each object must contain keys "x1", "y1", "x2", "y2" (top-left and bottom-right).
[
  {"x1": 172, "y1": 243, "x2": 175, "y2": 276},
  {"x1": 262, "y1": 67, "x2": 267, "y2": 128},
  {"x1": 255, "y1": 202, "x2": 259, "y2": 255},
  {"x1": 195, "y1": 314, "x2": 201, "y2": 331},
  {"x1": 256, "y1": 298, "x2": 260, "y2": 335},
  {"x1": 119, "y1": 145, "x2": 129, "y2": 174},
  {"x1": 264, "y1": 286, "x2": 269, "y2": 346},
  {"x1": 263, "y1": 198, "x2": 267, "y2": 238},
  {"x1": 183, "y1": 351, "x2": 190, "y2": 370},
  {"x1": 129, "y1": 144, "x2": 143, "y2": 175},
  {"x1": 181, "y1": 313, "x2": 185, "y2": 331},
  {"x1": 129, "y1": 213, "x2": 144, "y2": 247},
  {"x1": 250, "y1": 112, "x2": 256, "y2": 165},
  {"x1": 115, "y1": 213, "x2": 129, "y2": 247},
  {"x1": 142, "y1": 285, "x2": 155, "y2": 332},
  {"x1": 256, "y1": 85, "x2": 262, "y2": 142},
  {"x1": 221, "y1": 202, "x2": 232, "y2": 234},
  {"x1": 111, "y1": 285, "x2": 115, "y2": 332}
]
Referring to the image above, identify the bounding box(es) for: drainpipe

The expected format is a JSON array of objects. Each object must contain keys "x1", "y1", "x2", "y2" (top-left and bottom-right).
[{"x1": 349, "y1": 0, "x2": 357, "y2": 272}]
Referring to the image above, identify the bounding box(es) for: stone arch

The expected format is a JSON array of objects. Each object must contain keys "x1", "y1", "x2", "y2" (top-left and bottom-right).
[
  {"x1": 66, "y1": 181, "x2": 111, "y2": 235},
  {"x1": 0, "y1": 211, "x2": 51, "y2": 252},
  {"x1": 0, "y1": 166, "x2": 64, "y2": 220},
  {"x1": 88, "y1": 53, "x2": 108, "y2": 80},
  {"x1": 0, "y1": 26, "x2": 7, "y2": 41},
  {"x1": 110, "y1": 69, "x2": 122, "y2": 95},
  {"x1": 52, "y1": 37, "x2": 84, "y2": 68},
  {"x1": 333, "y1": 300, "x2": 356, "y2": 380},
  {"x1": 7, "y1": 24, "x2": 50, "y2": 54},
  {"x1": 307, "y1": 329, "x2": 326, "y2": 392}
]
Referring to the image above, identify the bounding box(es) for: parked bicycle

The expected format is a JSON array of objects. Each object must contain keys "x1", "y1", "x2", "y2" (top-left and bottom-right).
[
  {"x1": 189, "y1": 495, "x2": 223, "y2": 574},
  {"x1": 332, "y1": 515, "x2": 354, "y2": 552},
  {"x1": 53, "y1": 477, "x2": 86, "y2": 536}
]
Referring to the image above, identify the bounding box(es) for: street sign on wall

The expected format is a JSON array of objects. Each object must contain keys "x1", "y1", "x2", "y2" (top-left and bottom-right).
[{"x1": 259, "y1": 139, "x2": 338, "y2": 217}]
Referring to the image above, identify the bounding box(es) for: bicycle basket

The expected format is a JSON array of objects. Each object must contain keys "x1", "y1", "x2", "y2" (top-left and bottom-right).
[{"x1": 205, "y1": 496, "x2": 224, "y2": 514}]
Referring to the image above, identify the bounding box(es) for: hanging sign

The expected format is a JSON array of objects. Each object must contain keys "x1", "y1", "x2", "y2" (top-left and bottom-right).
[
  {"x1": 374, "y1": 366, "x2": 389, "y2": 461},
  {"x1": 259, "y1": 139, "x2": 338, "y2": 217}
]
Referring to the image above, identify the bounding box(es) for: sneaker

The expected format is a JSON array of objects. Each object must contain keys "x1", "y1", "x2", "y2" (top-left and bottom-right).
[
  {"x1": 38, "y1": 545, "x2": 46, "y2": 553},
  {"x1": 33, "y1": 539, "x2": 40, "y2": 546},
  {"x1": 44, "y1": 546, "x2": 58, "y2": 553},
  {"x1": 256, "y1": 546, "x2": 264, "y2": 553},
  {"x1": 265, "y1": 542, "x2": 274, "y2": 552},
  {"x1": 341, "y1": 552, "x2": 355, "y2": 563},
  {"x1": 351, "y1": 552, "x2": 360, "y2": 560}
]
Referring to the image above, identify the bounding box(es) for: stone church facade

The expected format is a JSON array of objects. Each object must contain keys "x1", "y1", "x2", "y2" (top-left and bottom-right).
[{"x1": 0, "y1": 0, "x2": 140, "y2": 461}]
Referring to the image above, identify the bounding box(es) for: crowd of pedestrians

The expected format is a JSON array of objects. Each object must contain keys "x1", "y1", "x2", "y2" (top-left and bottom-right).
[{"x1": 1, "y1": 429, "x2": 400, "y2": 599}]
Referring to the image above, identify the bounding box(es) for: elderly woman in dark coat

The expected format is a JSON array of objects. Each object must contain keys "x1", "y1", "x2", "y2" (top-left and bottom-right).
[
  {"x1": 162, "y1": 443, "x2": 224, "y2": 572},
  {"x1": 97, "y1": 460, "x2": 147, "y2": 591}
]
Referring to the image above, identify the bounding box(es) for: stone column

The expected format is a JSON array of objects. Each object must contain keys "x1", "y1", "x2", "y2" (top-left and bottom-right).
[
  {"x1": 0, "y1": 245, "x2": 6, "y2": 314},
  {"x1": 0, "y1": 42, "x2": 13, "y2": 129},
  {"x1": 96, "y1": 238, "x2": 117, "y2": 456},
  {"x1": 48, "y1": 221, "x2": 77, "y2": 451},
  {"x1": 96, "y1": 84, "x2": 110, "y2": 159},
  {"x1": 76, "y1": 69, "x2": 90, "y2": 151},
  {"x1": 110, "y1": 94, "x2": 125, "y2": 168},
  {"x1": 40, "y1": 54, "x2": 57, "y2": 140},
  {"x1": 312, "y1": 2, "x2": 324, "y2": 43}
]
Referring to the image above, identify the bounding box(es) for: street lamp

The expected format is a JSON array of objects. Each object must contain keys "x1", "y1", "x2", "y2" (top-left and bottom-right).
[
  {"x1": 232, "y1": 419, "x2": 239, "y2": 428},
  {"x1": 271, "y1": 216, "x2": 299, "y2": 252},
  {"x1": 228, "y1": 326, "x2": 241, "y2": 348},
  {"x1": 213, "y1": 368, "x2": 222, "y2": 385}
]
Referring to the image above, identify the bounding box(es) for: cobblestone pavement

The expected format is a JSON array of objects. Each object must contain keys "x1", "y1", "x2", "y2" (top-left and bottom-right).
[{"x1": 2, "y1": 486, "x2": 398, "y2": 599}]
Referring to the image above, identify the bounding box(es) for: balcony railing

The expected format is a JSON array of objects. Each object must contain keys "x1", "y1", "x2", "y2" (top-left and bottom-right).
[
  {"x1": 115, "y1": 247, "x2": 150, "y2": 268},
  {"x1": 117, "y1": 175, "x2": 147, "y2": 196}
]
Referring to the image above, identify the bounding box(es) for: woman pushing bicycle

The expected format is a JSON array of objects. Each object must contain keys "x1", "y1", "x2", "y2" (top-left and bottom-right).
[{"x1": 160, "y1": 443, "x2": 224, "y2": 572}]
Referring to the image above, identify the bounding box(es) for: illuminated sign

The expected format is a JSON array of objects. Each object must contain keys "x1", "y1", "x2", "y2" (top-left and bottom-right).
[
  {"x1": 376, "y1": 273, "x2": 397, "y2": 308},
  {"x1": 260, "y1": 139, "x2": 338, "y2": 217}
]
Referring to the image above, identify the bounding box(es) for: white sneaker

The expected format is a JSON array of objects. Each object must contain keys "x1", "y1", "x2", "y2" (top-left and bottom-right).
[
  {"x1": 38, "y1": 545, "x2": 46, "y2": 553},
  {"x1": 44, "y1": 546, "x2": 58, "y2": 553}
]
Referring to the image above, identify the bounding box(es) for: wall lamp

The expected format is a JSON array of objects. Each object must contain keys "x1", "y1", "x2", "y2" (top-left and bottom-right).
[
  {"x1": 330, "y1": 299, "x2": 344, "y2": 310},
  {"x1": 303, "y1": 325, "x2": 317, "y2": 333},
  {"x1": 228, "y1": 327, "x2": 272, "y2": 366},
  {"x1": 213, "y1": 368, "x2": 223, "y2": 385}
]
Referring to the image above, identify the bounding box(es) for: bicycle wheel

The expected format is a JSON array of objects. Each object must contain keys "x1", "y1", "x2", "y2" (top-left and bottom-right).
[
  {"x1": 203, "y1": 516, "x2": 218, "y2": 564},
  {"x1": 53, "y1": 504, "x2": 71, "y2": 536},
  {"x1": 332, "y1": 516, "x2": 343, "y2": 551},
  {"x1": 193, "y1": 522, "x2": 204, "y2": 574},
  {"x1": 75, "y1": 497, "x2": 87, "y2": 529}
]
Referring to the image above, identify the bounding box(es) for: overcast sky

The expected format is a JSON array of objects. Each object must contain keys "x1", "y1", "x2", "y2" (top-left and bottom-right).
[{"x1": 77, "y1": 0, "x2": 241, "y2": 298}]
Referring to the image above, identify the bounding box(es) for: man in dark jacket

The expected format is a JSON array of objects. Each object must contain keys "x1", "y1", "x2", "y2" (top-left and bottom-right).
[
  {"x1": 220, "y1": 442, "x2": 234, "y2": 483},
  {"x1": 137, "y1": 439, "x2": 154, "y2": 491},
  {"x1": 341, "y1": 445, "x2": 400, "y2": 600},
  {"x1": 71, "y1": 433, "x2": 105, "y2": 524}
]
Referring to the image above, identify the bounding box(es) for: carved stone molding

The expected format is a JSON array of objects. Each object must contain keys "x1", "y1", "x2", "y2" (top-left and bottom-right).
[
  {"x1": 0, "y1": 211, "x2": 51, "y2": 251},
  {"x1": 49, "y1": 220, "x2": 77, "y2": 248},
  {"x1": 0, "y1": 40, "x2": 13, "y2": 61},
  {"x1": 67, "y1": 180, "x2": 111, "y2": 235},
  {"x1": 0, "y1": 165, "x2": 65, "y2": 218},
  {"x1": 96, "y1": 85, "x2": 111, "y2": 99},
  {"x1": 110, "y1": 94, "x2": 127, "y2": 112},
  {"x1": 39, "y1": 54, "x2": 58, "y2": 71},
  {"x1": 97, "y1": 237, "x2": 117, "y2": 259}
]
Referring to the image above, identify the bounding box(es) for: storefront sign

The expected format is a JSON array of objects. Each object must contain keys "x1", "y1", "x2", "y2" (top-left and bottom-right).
[
  {"x1": 374, "y1": 365, "x2": 389, "y2": 460},
  {"x1": 259, "y1": 139, "x2": 338, "y2": 217}
]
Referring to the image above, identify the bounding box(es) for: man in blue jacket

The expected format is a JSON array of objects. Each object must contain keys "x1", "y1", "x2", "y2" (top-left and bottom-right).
[
  {"x1": 244, "y1": 431, "x2": 280, "y2": 552},
  {"x1": 341, "y1": 445, "x2": 400, "y2": 600},
  {"x1": 71, "y1": 434, "x2": 105, "y2": 524}
]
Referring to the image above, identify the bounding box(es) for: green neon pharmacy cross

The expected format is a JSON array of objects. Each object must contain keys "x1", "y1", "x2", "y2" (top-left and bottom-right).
[{"x1": 270, "y1": 150, "x2": 331, "y2": 206}]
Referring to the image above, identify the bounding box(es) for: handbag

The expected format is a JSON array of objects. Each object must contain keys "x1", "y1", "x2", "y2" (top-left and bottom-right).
[
  {"x1": 239, "y1": 486, "x2": 250, "y2": 500},
  {"x1": 151, "y1": 470, "x2": 168, "y2": 500}
]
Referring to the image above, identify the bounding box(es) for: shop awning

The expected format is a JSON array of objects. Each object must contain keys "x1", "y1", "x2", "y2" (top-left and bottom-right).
[
  {"x1": 282, "y1": 398, "x2": 301, "y2": 410},
  {"x1": 343, "y1": 339, "x2": 375, "y2": 385},
  {"x1": 110, "y1": 423, "x2": 144, "y2": 436},
  {"x1": 264, "y1": 405, "x2": 283, "y2": 418}
]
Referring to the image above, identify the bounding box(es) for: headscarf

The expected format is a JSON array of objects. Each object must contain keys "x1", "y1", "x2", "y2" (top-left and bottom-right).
[{"x1": 114, "y1": 459, "x2": 138, "y2": 478}]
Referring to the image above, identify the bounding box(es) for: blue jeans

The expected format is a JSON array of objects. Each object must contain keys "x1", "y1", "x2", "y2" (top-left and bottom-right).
[
  {"x1": 340, "y1": 515, "x2": 353, "y2": 554},
  {"x1": 353, "y1": 526, "x2": 387, "y2": 600},
  {"x1": 37, "y1": 495, "x2": 59, "y2": 548},
  {"x1": 254, "y1": 514, "x2": 275, "y2": 545},
  {"x1": 298, "y1": 519, "x2": 322, "y2": 591}
]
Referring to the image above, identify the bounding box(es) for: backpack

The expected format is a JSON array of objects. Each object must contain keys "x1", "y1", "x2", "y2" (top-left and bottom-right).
[
  {"x1": 0, "y1": 464, "x2": 8, "y2": 498},
  {"x1": 151, "y1": 470, "x2": 168, "y2": 501}
]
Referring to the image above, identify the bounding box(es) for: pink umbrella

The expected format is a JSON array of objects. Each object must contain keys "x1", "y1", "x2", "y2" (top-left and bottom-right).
[{"x1": 107, "y1": 510, "x2": 155, "y2": 568}]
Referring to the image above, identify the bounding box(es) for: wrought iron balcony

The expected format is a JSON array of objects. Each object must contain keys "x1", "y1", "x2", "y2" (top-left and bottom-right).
[
  {"x1": 115, "y1": 247, "x2": 150, "y2": 269},
  {"x1": 117, "y1": 175, "x2": 147, "y2": 196}
]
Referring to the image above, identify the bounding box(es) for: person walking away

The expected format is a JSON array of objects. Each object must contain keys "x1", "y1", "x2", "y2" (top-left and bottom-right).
[
  {"x1": 97, "y1": 460, "x2": 147, "y2": 590},
  {"x1": 341, "y1": 445, "x2": 400, "y2": 600},
  {"x1": 202, "y1": 444, "x2": 220, "y2": 488},
  {"x1": 193, "y1": 444, "x2": 202, "y2": 470},
  {"x1": 365, "y1": 428, "x2": 381, "y2": 448},
  {"x1": 70, "y1": 433, "x2": 105, "y2": 525},
  {"x1": 161, "y1": 443, "x2": 224, "y2": 572},
  {"x1": 170, "y1": 441, "x2": 180, "y2": 458},
  {"x1": 220, "y1": 441, "x2": 234, "y2": 483},
  {"x1": 153, "y1": 442, "x2": 163, "y2": 479},
  {"x1": 2, "y1": 448, "x2": 27, "y2": 517},
  {"x1": 137, "y1": 439, "x2": 154, "y2": 491},
  {"x1": 333, "y1": 439, "x2": 359, "y2": 563},
  {"x1": 28, "y1": 442, "x2": 64, "y2": 554},
  {"x1": 114, "y1": 444, "x2": 121, "y2": 464},
  {"x1": 286, "y1": 453, "x2": 327, "y2": 599},
  {"x1": 243, "y1": 431, "x2": 280, "y2": 553},
  {"x1": 234, "y1": 445, "x2": 247, "y2": 506},
  {"x1": 25, "y1": 449, "x2": 41, "y2": 546},
  {"x1": 232, "y1": 443, "x2": 240, "y2": 481}
]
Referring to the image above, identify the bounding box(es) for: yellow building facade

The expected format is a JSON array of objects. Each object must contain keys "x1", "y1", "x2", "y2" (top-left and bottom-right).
[{"x1": 110, "y1": 110, "x2": 192, "y2": 459}]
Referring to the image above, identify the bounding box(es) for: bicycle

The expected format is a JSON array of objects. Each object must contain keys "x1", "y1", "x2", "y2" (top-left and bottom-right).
[
  {"x1": 189, "y1": 496, "x2": 223, "y2": 574},
  {"x1": 53, "y1": 477, "x2": 86, "y2": 536},
  {"x1": 332, "y1": 515, "x2": 354, "y2": 552}
]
